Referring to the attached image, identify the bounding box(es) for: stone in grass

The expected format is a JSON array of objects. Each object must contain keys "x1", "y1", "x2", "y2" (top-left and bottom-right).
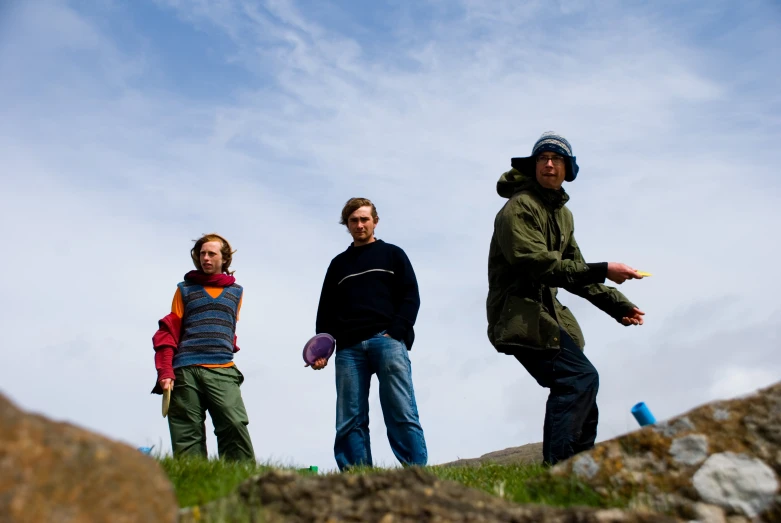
[
  {"x1": 653, "y1": 416, "x2": 696, "y2": 438},
  {"x1": 573, "y1": 454, "x2": 601, "y2": 480},
  {"x1": 669, "y1": 434, "x2": 708, "y2": 466},
  {"x1": 0, "y1": 392, "x2": 178, "y2": 523},
  {"x1": 692, "y1": 452, "x2": 778, "y2": 518}
]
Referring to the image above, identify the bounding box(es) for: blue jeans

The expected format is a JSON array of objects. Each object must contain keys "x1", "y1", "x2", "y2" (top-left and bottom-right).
[{"x1": 334, "y1": 331, "x2": 427, "y2": 470}]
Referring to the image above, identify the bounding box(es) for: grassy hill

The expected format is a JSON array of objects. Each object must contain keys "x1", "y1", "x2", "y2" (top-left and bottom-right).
[{"x1": 159, "y1": 456, "x2": 626, "y2": 511}]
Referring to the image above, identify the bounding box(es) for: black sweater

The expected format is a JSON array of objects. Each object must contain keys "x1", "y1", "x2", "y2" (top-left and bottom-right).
[{"x1": 316, "y1": 239, "x2": 420, "y2": 350}]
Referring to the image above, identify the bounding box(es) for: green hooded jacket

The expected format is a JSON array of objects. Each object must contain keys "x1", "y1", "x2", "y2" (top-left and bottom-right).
[{"x1": 486, "y1": 166, "x2": 636, "y2": 353}]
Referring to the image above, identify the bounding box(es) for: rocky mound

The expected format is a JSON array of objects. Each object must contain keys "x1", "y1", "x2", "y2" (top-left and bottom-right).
[
  {"x1": 0, "y1": 392, "x2": 178, "y2": 523},
  {"x1": 179, "y1": 466, "x2": 677, "y2": 522},
  {"x1": 3, "y1": 373, "x2": 779, "y2": 523},
  {"x1": 551, "y1": 381, "x2": 781, "y2": 522}
]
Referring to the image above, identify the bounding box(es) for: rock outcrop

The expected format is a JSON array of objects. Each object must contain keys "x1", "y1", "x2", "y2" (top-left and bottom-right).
[
  {"x1": 0, "y1": 392, "x2": 179, "y2": 523},
  {"x1": 551, "y1": 381, "x2": 781, "y2": 522},
  {"x1": 179, "y1": 467, "x2": 678, "y2": 522},
  {"x1": 438, "y1": 442, "x2": 544, "y2": 468}
]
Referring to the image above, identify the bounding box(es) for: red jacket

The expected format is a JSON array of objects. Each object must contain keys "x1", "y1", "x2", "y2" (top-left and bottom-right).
[{"x1": 151, "y1": 313, "x2": 240, "y2": 395}]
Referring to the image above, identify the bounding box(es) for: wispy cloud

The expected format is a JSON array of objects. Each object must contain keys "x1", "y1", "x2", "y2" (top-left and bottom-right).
[{"x1": 2, "y1": 0, "x2": 779, "y2": 469}]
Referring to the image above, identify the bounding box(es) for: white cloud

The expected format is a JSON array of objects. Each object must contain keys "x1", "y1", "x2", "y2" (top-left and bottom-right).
[
  {"x1": 708, "y1": 365, "x2": 780, "y2": 401},
  {"x1": 1, "y1": 0, "x2": 780, "y2": 470}
]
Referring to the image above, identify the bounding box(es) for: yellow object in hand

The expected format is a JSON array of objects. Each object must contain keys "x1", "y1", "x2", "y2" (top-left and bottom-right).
[
  {"x1": 637, "y1": 271, "x2": 652, "y2": 277},
  {"x1": 162, "y1": 387, "x2": 172, "y2": 418}
]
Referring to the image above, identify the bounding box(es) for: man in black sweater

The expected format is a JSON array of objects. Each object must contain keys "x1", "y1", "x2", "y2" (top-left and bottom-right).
[{"x1": 312, "y1": 197, "x2": 428, "y2": 471}]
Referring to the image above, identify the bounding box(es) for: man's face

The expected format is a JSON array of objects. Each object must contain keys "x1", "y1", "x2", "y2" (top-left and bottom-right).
[
  {"x1": 347, "y1": 206, "x2": 378, "y2": 245},
  {"x1": 200, "y1": 241, "x2": 224, "y2": 274},
  {"x1": 535, "y1": 152, "x2": 567, "y2": 190}
]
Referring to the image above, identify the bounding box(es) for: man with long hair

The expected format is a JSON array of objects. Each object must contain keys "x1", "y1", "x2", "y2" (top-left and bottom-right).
[{"x1": 152, "y1": 233, "x2": 255, "y2": 461}]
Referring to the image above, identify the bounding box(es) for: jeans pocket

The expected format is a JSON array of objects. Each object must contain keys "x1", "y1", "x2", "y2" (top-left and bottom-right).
[
  {"x1": 378, "y1": 331, "x2": 404, "y2": 348},
  {"x1": 230, "y1": 365, "x2": 245, "y2": 386}
]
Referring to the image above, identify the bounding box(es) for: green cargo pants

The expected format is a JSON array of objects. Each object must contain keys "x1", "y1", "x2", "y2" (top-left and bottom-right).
[{"x1": 168, "y1": 365, "x2": 255, "y2": 461}]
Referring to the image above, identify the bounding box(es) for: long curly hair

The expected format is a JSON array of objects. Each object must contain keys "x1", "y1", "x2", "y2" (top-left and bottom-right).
[{"x1": 190, "y1": 233, "x2": 236, "y2": 275}]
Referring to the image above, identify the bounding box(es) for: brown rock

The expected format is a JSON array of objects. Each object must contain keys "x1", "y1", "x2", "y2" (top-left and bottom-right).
[
  {"x1": 551, "y1": 381, "x2": 781, "y2": 520},
  {"x1": 437, "y1": 442, "x2": 544, "y2": 468},
  {"x1": 179, "y1": 467, "x2": 680, "y2": 522},
  {"x1": 0, "y1": 393, "x2": 178, "y2": 523}
]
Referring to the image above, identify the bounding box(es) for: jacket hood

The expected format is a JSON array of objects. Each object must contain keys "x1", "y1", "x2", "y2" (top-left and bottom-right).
[
  {"x1": 496, "y1": 167, "x2": 538, "y2": 198},
  {"x1": 496, "y1": 162, "x2": 569, "y2": 208}
]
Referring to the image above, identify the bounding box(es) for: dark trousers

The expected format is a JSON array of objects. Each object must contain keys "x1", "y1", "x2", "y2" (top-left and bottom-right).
[
  {"x1": 168, "y1": 365, "x2": 255, "y2": 462},
  {"x1": 514, "y1": 329, "x2": 599, "y2": 466}
]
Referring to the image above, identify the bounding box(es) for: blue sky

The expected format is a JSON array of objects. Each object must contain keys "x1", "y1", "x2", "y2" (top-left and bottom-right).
[{"x1": 1, "y1": 0, "x2": 780, "y2": 471}]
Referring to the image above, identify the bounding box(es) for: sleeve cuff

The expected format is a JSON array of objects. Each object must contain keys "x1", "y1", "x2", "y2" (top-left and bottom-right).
[
  {"x1": 386, "y1": 325, "x2": 406, "y2": 341},
  {"x1": 157, "y1": 368, "x2": 175, "y2": 381},
  {"x1": 586, "y1": 262, "x2": 608, "y2": 284},
  {"x1": 154, "y1": 347, "x2": 175, "y2": 381}
]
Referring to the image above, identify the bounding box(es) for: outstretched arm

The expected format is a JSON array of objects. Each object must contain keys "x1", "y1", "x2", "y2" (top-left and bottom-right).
[
  {"x1": 496, "y1": 200, "x2": 608, "y2": 288},
  {"x1": 562, "y1": 235, "x2": 644, "y2": 325},
  {"x1": 497, "y1": 200, "x2": 645, "y2": 288}
]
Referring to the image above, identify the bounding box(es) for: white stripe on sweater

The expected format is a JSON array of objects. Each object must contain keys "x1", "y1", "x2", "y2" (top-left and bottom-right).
[{"x1": 338, "y1": 268, "x2": 395, "y2": 285}]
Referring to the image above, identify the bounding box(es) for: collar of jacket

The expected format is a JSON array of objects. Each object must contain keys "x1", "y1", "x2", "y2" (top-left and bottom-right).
[{"x1": 531, "y1": 183, "x2": 569, "y2": 211}]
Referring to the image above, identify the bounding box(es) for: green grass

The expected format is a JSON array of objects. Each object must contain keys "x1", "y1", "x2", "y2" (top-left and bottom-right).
[
  {"x1": 159, "y1": 456, "x2": 274, "y2": 508},
  {"x1": 159, "y1": 457, "x2": 626, "y2": 511},
  {"x1": 430, "y1": 463, "x2": 618, "y2": 508}
]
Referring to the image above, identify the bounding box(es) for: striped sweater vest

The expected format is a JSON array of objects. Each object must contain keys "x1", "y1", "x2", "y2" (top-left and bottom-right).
[{"x1": 172, "y1": 281, "x2": 243, "y2": 368}]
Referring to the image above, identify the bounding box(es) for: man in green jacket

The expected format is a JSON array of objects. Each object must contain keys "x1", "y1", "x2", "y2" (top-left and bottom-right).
[{"x1": 487, "y1": 131, "x2": 646, "y2": 466}]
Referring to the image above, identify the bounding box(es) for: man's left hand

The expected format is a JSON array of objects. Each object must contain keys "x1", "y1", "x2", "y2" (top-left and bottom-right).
[{"x1": 621, "y1": 307, "x2": 645, "y2": 326}]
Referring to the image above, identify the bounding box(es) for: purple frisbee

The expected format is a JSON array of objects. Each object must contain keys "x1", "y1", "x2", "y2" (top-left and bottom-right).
[{"x1": 303, "y1": 333, "x2": 336, "y2": 365}]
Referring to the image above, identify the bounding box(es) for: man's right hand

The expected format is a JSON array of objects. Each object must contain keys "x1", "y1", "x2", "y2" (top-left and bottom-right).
[
  {"x1": 159, "y1": 378, "x2": 173, "y2": 391},
  {"x1": 305, "y1": 358, "x2": 329, "y2": 371},
  {"x1": 607, "y1": 262, "x2": 643, "y2": 284}
]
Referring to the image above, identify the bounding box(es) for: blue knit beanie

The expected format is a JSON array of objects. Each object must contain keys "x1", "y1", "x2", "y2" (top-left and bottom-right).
[{"x1": 524, "y1": 131, "x2": 580, "y2": 182}]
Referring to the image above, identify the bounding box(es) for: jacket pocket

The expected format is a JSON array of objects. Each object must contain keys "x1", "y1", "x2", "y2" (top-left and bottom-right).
[
  {"x1": 557, "y1": 305, "x2": 586, "y2": 350},
  {"x1": 494, "y1": 295, "x2": 560, "y2": 349}
]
